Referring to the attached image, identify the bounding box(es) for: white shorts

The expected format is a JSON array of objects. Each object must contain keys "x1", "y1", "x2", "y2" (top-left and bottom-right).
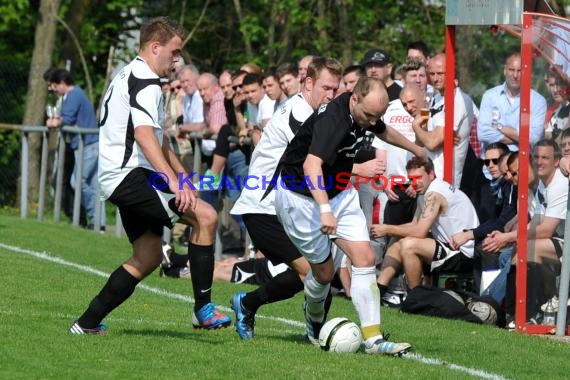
[{"x1": 275, "y1": 186, "x2": 369, "y2": 264}]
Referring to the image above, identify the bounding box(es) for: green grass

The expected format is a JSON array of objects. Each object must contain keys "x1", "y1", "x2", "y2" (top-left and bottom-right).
[{"x1": 1, "y1": 213, "x2": 569, "y2": 379}]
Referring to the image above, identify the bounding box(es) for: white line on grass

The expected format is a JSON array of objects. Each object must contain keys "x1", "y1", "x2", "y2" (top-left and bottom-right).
[{"x1": 1, "y1": 242, "x2": 508, "y2": 380}]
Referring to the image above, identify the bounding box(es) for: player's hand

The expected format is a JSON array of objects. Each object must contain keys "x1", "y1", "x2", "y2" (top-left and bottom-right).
[
  {"x1": 384, "y1": 187, "x2": 399, "y2": 202},
  {"x1": 370, "y1": 224, "x2": 387, "y2": 239},
  {"x1": 450, "y1": 231, "x2": 469, "y2": 250},
  {"x1": 404, "y1": 185, "x2": 417, "y2": 198},
  {"x1": 320, "y1": 212, "x2": 337, "y2": 235},
  {"x1": 354, "y1": 158, "x2": 385, "y2": 178},
  {"x1": 171, "y1": 180, "x2": 197, "y2": 213}
]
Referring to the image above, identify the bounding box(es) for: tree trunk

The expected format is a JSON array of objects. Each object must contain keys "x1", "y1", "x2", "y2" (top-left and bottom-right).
[
  {"x1": 316, "y1": 0, "x2": 330, "y2": 53},
  {"x1": 337, "y1": 0, "x2": 353, "y2": 66},
  {"x1": 59, "y1": 0, "x2": 91, "y2": 71},
  {"x1": 232, "y1": 0, "x2": 253, "y2": 61},
  {"x1": 22, "y1": 0, "x2": 62, "y2": 205}
]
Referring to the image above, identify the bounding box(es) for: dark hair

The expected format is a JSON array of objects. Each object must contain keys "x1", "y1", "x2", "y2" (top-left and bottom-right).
[
  {"x1": 407, "y1": 41, "x2": 430, "y2": 59},
  {"x1": 406, "y1": 156, "x2": 434, "y2": 173},
  {"x1": 242, "y1": 73, "x2": 263, "y2": 86},
  {"x1": 498, "y1": 150, "x2": 511, "y2": 165},
  {"x1": 533, "y1": 138, "x2": 562, "y2": 160},
  {"x1": 262, "y1": 66, "x2": 278, "y2": 81},
  {"x1": 507, "y1": 151, "x2": 519, "y2": 167},
  {"x1": 276, "y1": 62, "x2": 298, "y2": 79},
  {"x1": 140, "y1": 16, "x2": 186, "y2": 50},
  {"x1": 560, "y1": 128, "x2": 570, "y2": 140},
  {"x1": 50, "y1": 68, "x2": 74, "y2": 85},
  {"x1": 485, "y1": 142, "x2": 510, "y2": 155},
  {"x1": 231, "y1": 70, "x2": 248, "y2": 81},
  {"x1": 43, "y1": 67, "x2": 57, "y2": 82},
  {"x1": 342, "y1": 64, "x2": 365, "y2": 77}
]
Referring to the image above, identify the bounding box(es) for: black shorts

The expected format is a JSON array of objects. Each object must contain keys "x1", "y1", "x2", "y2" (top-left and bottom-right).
[
  {"x1": 431, "y1": 240, "x2": 473, "y2": 273},
  {"x1": 230, "y1": 257, "x2": 289, "y2": 285},
  {"x1": 242, "y1": 213, "x2": 302, "y2": 265},
  {"x1": 383, "y1": 188, "x2": 417, "y2": 225},
  {"x1": 109, "y1": 168, "x2": 181, "y2": 243},
  {"x1": 551, "y1": 237, "x2": 564, "y2": 259}
]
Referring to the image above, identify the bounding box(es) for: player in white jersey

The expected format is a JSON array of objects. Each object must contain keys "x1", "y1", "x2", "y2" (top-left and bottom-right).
[
  {"x1": 229, "y1": 57, "x2": 345, "y2": 340},
  {"x1": 69, "y1": 17, "x2": 230, "y2": 335},
  {"x1": 373, "y1": 157, "x2": 479, "y2": 290}
]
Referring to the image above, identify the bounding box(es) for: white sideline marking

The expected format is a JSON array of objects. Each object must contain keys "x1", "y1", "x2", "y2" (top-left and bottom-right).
[
  {"x1": 1, "y1": 242, "x2": 507, "y2": 379},
  {"x1": 402, "y1": 353, "x2": 508, "y2": 380}
]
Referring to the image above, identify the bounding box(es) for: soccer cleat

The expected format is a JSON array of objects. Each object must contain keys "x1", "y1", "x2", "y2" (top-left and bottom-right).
[
  {"x1": 231, "y1": 292, "x2": 255, "y2": 340},
  {"x1": 381, "y1": 291, "x2": 403, "y2": 308},
  {"x1": 192, "y1": 303, "x2": 231, "y2": 330},
  {"x1": 303, "y1": 301, "x2": 324, "y2": 346},
  {"x1": 365, "y1": 338, "x2": 411, "y2": 356},
  {"x1": 69, "y1": 321, "x2": 108, "y2": 335}
]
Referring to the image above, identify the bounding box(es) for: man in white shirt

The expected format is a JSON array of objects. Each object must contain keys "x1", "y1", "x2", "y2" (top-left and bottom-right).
[{"x1": 372, "y1": 157, "x2": 479, "y2": 289}]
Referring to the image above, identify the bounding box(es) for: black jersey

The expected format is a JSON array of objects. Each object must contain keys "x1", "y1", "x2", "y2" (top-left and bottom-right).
[{"x1": 279, "y1": 92, "x2": 386, "y2": 199}]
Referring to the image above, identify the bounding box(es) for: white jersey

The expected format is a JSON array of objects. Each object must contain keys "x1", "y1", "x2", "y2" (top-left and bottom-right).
[
  {"x1": 98, "y1": 56, "x2": 164, "y2": 199},
  {"x1": 418, "y1": 178, "x2": 479, "y2": 258},
  {"x1": 534, "y1": 169, "x2": 568, "y2": 238},
  {"x1": 381, "y1": 99, "x2": 415, "y2": 177},
  {"x1": 426, "y1": 87, "x2": 473, "y2": 187},
  {"x1": 231, "y1": 93, "x2": 313, "y2": 215}
]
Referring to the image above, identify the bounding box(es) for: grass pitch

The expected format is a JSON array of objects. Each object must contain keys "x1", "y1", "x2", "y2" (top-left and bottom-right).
[{"x1": 0, "y1": 213, "x2": 569, "y2": 379}]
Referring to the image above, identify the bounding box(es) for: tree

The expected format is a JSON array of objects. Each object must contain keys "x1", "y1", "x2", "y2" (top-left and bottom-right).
[{"x1": 21, "y1": 0, "x2": 62, "y2": 204}]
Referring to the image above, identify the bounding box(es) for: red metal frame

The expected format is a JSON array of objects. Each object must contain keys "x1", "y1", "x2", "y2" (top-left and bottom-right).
[
  {"x1": 444, "y1": 26, "x2": 455, "y2": 184},
  {"x1": 444, "y1": 12, "x2": 569, "y2": 335}
]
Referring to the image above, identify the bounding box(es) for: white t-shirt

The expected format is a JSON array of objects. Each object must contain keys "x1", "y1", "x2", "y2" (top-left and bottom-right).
[
  {"x1": 426, "y1": 87, "x2": 472, "y2": 187},
  {"x1": 381, "y1": 99, "x2": 415, "y2": 177},
  {"x1": 98, "y1": 56, "x2": 164, "y2": 199},
  {"x1": 247, "y1": 94, "x2": 276, "y2": 128},
  {"x1": 534, "y1": 169, "x2": 568, "y2": 238},
  {"x1": 417, "y1": 178, "x2": 479, "y2": 257},
  {"x1": 231, "y1": 93, "x2": 313, "y2": 215}
]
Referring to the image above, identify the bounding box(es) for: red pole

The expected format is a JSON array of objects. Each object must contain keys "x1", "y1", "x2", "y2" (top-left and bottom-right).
[
  {"x1": 444, "y1": 25, "x2": 456, "y2": 184},
  {"x1": 515, "y1": 12, "x2": 532, "y2": 333}
]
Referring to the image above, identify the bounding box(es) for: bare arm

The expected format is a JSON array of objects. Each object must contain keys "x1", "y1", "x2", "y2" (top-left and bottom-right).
[
  {"x1": 304, "y1": 153, "x2": 336, "y2": 235},
  {"x1": 370, "y1": 191, "x2": 443, "y2": 239},
  {"x1": 378, "y1": 125, "x2": 425, "y2": 158}
]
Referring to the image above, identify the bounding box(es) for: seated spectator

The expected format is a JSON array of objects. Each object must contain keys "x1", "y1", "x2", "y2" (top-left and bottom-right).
[
  {"x1": 560, "y1": 128, "x2": 570, "y2": 157},
  {"x1": 373, "y1": 157, "x2": 479, "y2": 290},
  {"x1": 241, "y1": 73, "x2": 275, "y2": 145},
  {"x1": 483, "y1": 140, "x2": 567, "y2": 319},
  {"x1": 276, "y1": 62, "x2": 301, "y2": 98},
  {"x1": 450, "y1": 144, "x2": 517, "y2": 294},
  {"x1": 262, "y1": 67, "x2": 287, "y2": 109}
]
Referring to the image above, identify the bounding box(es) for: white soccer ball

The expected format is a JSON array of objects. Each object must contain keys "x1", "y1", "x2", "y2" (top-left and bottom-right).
[{"x1": 318, "y1": 317, "x2": 362, "y2": 353}]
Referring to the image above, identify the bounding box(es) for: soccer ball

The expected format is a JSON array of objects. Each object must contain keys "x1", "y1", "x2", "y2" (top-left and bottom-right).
[{"x1": 318, "y1": 317, "x2": 362, "y2": 353}]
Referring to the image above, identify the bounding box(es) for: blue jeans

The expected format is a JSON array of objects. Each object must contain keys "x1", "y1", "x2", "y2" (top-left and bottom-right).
[
  {"x1": 72, "y1": 142, "x2": 106, "y2": 226},
  {"x1": 482, "y1": 245, "x2": 513, "y2": 304}
]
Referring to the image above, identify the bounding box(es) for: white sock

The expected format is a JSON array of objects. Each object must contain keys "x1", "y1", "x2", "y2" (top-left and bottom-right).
[
  {"x1": 304, "y1": 271, "x2": 330, "y2": 322},
  {"x1": 351, "y1": 266, "x2": 381, "y2": 328}
]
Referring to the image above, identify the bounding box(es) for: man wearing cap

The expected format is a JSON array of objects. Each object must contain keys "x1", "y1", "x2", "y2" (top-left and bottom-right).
[{"x1": 362, "y1": 49, "x2": 401, "y2": 101}]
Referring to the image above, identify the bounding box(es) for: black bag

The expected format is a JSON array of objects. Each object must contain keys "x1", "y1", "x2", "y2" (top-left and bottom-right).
[{"x1": 401, "y1": 285, "x2": 505, "y2": 327}]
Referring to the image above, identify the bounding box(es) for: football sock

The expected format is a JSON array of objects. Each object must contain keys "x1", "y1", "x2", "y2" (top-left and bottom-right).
[
  {"x1": 77, "y1": 265, "x2": 140, "y2": 329},
  {"x1": 242, "y1": 269, "x2": 303, "y2": 314},
  {"x1": 188, "y1": 243, "x2": 214, "y2": 312},
  {"x1": 351, "y1": 266, "x2": 382, "y2": 340},
  {"x1": 377, "y1": 283, "x2": 388, "y2": 297},
  {"x1": 304, "y1": 271, "x2": 330, "y2": 323}
]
